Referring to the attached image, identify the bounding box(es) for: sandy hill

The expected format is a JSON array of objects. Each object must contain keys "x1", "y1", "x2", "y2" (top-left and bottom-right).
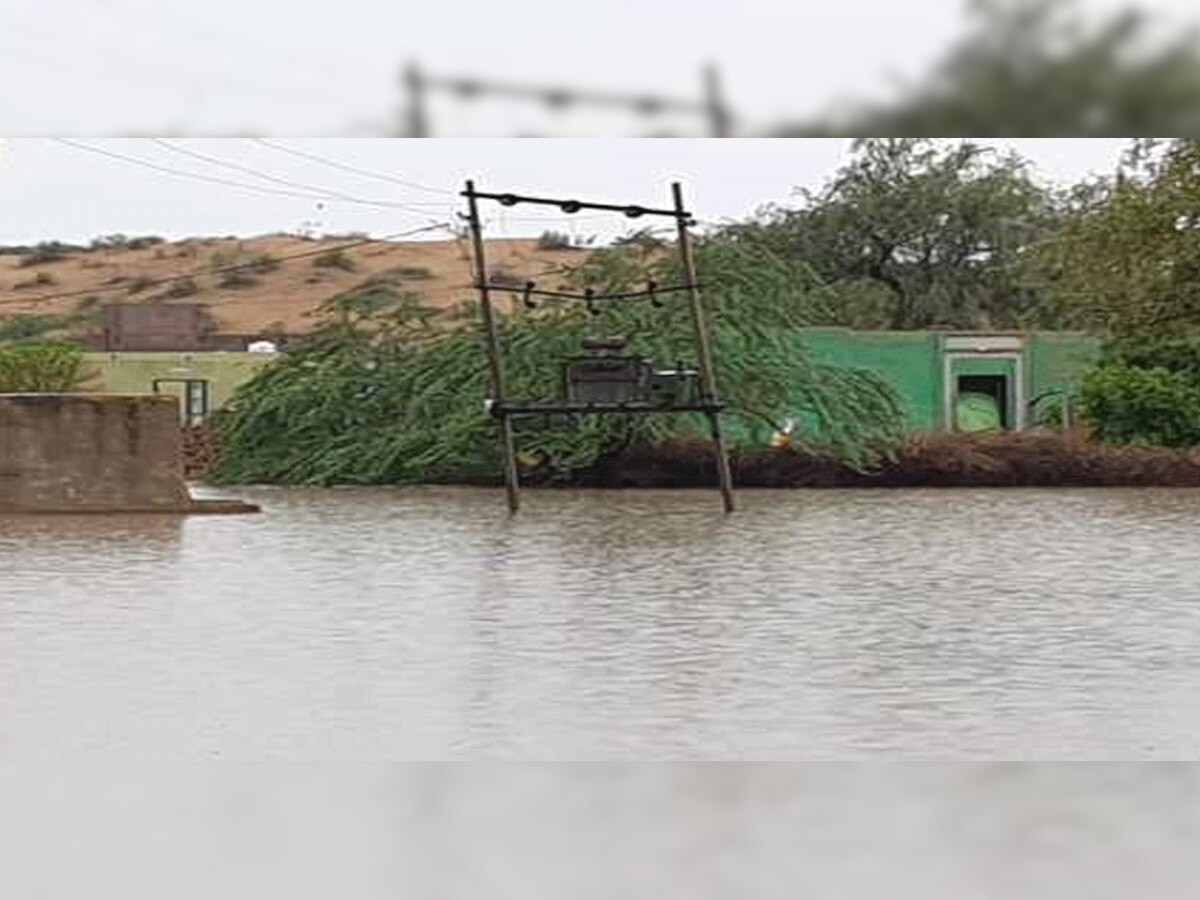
[{"x1": 0, "y1": 234, "x2": 589, "y2": 338}]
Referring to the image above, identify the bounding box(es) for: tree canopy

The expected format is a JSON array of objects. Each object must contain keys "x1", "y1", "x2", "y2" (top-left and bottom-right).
[
  {"x1": 720, "y1": 138, "x2": 1061, "y2": 330},
  {"x1": 210, "y1": 241, "x2": 906, "y2": 486}
]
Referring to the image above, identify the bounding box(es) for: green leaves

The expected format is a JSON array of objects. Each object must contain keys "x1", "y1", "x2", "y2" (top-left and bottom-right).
[
  {"x1": 1080, "y1": 364, "x2": 1200, "y2": 447},
  {"x1": 718, "y1": 138, "x2": 1057, "y2": 330},
  {"x1": 1041, "y1": 139, "x2": 1200, "y2": 335},
  {"x1": 210, "y1": 240, "x2": 906, "y2": 485},
  {"x1": 0, "y1": 341, "x2": 91, "y2": 393}
]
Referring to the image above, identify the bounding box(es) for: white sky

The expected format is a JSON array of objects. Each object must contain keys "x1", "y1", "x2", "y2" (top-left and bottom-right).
[
  {"x1": 0, "y1": 0, "x2": 1196, "y2": 135},
  {"x1": 0, "y1": 138, "x2": 1130, "y2": 246}
]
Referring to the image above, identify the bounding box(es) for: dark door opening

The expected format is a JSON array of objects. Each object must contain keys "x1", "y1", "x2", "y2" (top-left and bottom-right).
[{"x1": 955, "y1": 374, "x2": 1010, "y2": 431}]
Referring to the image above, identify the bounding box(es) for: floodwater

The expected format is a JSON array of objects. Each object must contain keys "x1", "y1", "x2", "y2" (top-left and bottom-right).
[{"x1": 2, "y1": 486, "x2": 1200, "y2": 760}]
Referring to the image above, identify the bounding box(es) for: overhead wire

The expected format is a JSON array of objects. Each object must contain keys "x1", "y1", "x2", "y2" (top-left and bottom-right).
[
  {"x1": 249, "y1": 139, "x2": 455, "y2": 197},
  {"x1": 147, "y1": 139, "x2": 449, "y2": 211},
  {"x1": 51, "y1": 139, "x2": 452, "y2": 219}
]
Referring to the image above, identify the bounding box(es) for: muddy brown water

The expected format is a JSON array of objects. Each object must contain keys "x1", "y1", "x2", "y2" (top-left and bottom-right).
[{"x1": 3, "y1": 486, "x2": 1200, "y2": 760}]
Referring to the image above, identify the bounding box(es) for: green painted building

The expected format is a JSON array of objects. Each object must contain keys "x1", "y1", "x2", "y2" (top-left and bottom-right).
[
  {"x1": 798, "y1": 329, "x2": 1102, "y2": 432},
  {"x1": 82, "y1": 330, "x2": 1102, "y2": 433}
]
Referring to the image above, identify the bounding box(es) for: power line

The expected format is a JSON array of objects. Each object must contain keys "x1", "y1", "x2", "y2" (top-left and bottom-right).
[
  {"x1": 0, "y1": 223, "x2": 453, "y2": 309},
  {"x1": 250, "y1": 138, "x2": 454, "y2": 197},
  {"x1": 148, "y1": 139, "x2": 449, "y2": 213},
  {"x1": 51, "y1": 139, "x2": 449, "y2": 218}
]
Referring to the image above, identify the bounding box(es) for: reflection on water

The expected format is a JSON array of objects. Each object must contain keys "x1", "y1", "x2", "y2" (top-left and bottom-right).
[{"x1": 3, "y1": 486, "x2": 1200, "y2": 759}]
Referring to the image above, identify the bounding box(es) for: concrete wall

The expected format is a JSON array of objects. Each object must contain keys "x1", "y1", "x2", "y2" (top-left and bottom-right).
[{"x1": 0, "y1": 394, "x2": 192, "y2": 511}]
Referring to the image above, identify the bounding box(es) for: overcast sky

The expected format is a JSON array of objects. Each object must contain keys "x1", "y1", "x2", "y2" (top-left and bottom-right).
[
  {"x1": 0, "y1": 138, "x2": 1131, "y2": 246},
  {"x1": 1, "y1": 0, "x2": 1196, "y2": 135}
]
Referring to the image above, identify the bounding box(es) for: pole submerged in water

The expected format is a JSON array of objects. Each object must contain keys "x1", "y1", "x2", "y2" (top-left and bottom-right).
[
  {"x1": 465, "y1": 179, "x2": 522, "y2": 514},
  {"x1": 672, "y1": 182, "x2": 735, "y2": 513},
  {"x1": 463, "y1": 178, "x2": 735, "y2": 514}
]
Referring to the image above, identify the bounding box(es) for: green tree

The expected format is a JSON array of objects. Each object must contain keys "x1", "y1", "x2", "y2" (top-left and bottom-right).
[
  {"x1": 721, "y1": 138, "x2": 1058, "y2": 329},
  {"x1": 211, "y1": 242, "x2": 906, "y2": 486},
  {"x1": 0, "y1": 341, "x2": 91, "y2": 392},
  {"x1": 1038, "y1": 138, "x2": 1200, "y2": 335}
]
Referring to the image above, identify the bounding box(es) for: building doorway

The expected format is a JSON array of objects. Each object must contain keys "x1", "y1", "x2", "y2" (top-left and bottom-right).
[
  {"x1": 942, "y1": 345, "x2": 1024, "y2": 432},
  {"x1": 955, "y1": 373, "x2": 1009, "y2": 431},
  {"x1": 153, "y1": 379, "x2": 210, "y2": 426}
]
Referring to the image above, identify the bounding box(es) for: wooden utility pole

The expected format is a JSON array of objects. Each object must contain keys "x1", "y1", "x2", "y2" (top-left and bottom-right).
[
  {"x1": 673, "y1": 182, "x2": 735, "y2": 512},
  {"x1": 464, "y1": 179, "x2": 521, "y2": 513}
]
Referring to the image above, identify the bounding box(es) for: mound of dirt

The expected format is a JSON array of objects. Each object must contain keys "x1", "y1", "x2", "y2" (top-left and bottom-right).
[
  {"x1": 0, "y1": 235, "x2": 582, "y2": 338},
  {"x1": 578, "y1": 431, "x2": 1200, "y2": 489}
]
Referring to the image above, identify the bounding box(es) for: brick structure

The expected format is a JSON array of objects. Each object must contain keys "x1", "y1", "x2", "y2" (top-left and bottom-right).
[{"x1": 101, "y1": 303, "x2": 208, "y2": 351}]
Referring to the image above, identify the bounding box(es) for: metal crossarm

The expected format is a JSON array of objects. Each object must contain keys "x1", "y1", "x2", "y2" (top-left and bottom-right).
[{"x1": 461, "y1": 187, "x2": 691, "y2": 220}]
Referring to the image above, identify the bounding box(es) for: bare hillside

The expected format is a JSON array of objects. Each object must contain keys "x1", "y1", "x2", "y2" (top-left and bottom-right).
[{"x1": 0, "y1": 234, "x2": 588, "y2": 337}]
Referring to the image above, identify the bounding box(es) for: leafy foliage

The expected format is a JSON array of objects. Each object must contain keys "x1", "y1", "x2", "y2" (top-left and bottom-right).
[
  {"x1": 1105, "y1": 332, "x2": 1200, "y2": 387},
  {"x1": 210, "y1": 242, "x2": 906, "y2": 485},
  {"x1": 312, "y1": 249, "x2": 357, "y2": 272},
  {"x1": 719, "y1": 138, "x2": 1060, "y2": 329},
  {"x1": 1079, "y1": 364, "x2": 1200, "y2": 447},
  {"x1": 1036, "y1": 139, "x2": 1200, "y2": 335},
  {"x1": 15, "y1": 241, "x2": 77, "y2": 267},
  {"x1": 0, "y1": 341, "x2": 91, "y2": 393},
  {"x1": 0, "y1": 314, "x2": 68, "y2": 342}
]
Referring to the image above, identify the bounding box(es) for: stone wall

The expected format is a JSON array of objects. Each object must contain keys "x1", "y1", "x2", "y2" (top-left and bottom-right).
[{"x1": 0, "y1": 394, "x2": 253, "y2": 513}]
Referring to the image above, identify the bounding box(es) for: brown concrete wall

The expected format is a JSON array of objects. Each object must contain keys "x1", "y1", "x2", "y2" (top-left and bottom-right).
[{"x1": 0, "y1": 394, "x2": 193, "y2": 511}]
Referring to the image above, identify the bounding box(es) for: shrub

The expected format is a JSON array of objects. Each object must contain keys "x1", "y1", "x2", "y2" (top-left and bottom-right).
[
  {"x1": 0, "y1": 314, "x2": 68, "y2": 342},
  {"x1": 89, "y1": 234, "x2": 164, "y2": 251},
  {"x1": 366, "y1": 265, "x2": 432, "y2": 284},
  {"x1": 0, "y1": 341, "x2": 90, "y2": 392},
  {"x1": 218, "y1": 271, "x2": 261, "y2": 289},
  {"x1": 13, "y1": 271, "x2": 57, "y2": 290},
  {"x1": 158, "y1": 277, "x2": 199, "y2": 299},
  {"x1": 537, "y1": 230, "x2": 575, "y2": 251},
  {"x1": 211, "y1": 251, "x2": 279, "y2": 274},
  {"x1": 312, "y1": 249, "x2": 357, "y2": 272},
  {"x1": 1079, "y1": 364, "x2": 1200, "y2": 447},
  {"x1": 16, "y1": 241, "x2": 75, "y2": 267},
  {"x1": 1107, "y1": 334, "x2": 1200, "y2": 388},
  {"x1": 126, "y1": 276, "x2": 156, "y2": 294}
]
